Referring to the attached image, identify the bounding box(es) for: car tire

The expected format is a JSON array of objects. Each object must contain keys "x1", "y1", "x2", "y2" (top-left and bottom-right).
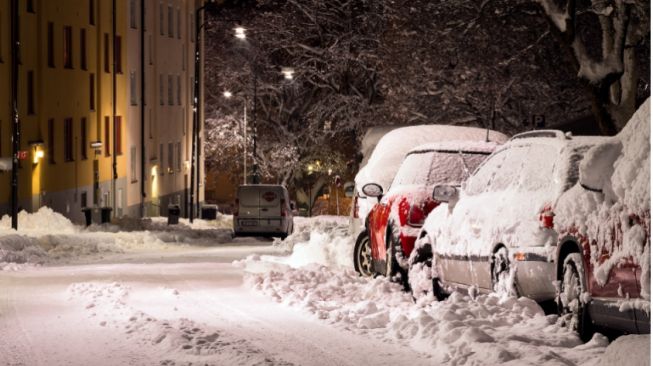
[
  {"x1": 558, "y1": 253, "x2": 593, "y2": 342},
  {"x1": 353, "y1": 231, "x2": 374, "y2": 277},
  {"x1": 408, "y1": 242, "x2": 448, "y2": 302},
  {"x1": 491, "y1": 246, "x2": 518, "y2": 297},
  {"x1": 386, "y1": 224, "x2": 409, "y2": 291}
]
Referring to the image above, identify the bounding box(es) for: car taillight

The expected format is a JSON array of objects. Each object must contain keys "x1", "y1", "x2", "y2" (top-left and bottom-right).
[
  {"x1": 353, "y1": 196, "x2": 359, "y2": 219},
  {"x1": 539, "y1": 205, "x2": 554, "y2": 229},
  {"x1": 234, "y1": 199, "x2": 239, "y2": 216},
  {"x1": 408, "y1": 204, "x2": 425, "y2": 227},
  {"x1": 281, "y1": 199, "x2": 287, "y2": 217}
]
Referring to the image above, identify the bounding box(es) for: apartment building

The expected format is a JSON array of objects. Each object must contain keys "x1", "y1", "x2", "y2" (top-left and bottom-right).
[{"x1": 0, "y1": 0, "x2": 204, "y2": 223}]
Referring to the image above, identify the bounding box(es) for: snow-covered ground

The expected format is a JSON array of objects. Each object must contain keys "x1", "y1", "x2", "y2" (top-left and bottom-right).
[{"x1": 0, "y1": 209, "x2": 649, "y2": 365}]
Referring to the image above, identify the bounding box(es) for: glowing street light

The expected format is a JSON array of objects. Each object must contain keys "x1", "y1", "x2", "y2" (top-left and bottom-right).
[
  {"x1": 281, "y1": 67, "x2": 294, "y2": 80},
  {"x1": 223, "y1": 90, "x2": 233, "y2": 98},
  {"x1": 234, "y1": 27, "x2": 246, "y2": 39}
]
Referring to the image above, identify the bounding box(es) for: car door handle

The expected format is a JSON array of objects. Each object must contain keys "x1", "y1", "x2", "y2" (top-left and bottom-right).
[{"x1": 261, "y1": 208, "x2": 268, "y2": 212}]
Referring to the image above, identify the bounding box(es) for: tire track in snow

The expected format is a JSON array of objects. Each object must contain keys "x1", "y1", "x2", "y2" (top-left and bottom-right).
[
  {"x1": 0, "y1": 274, "x2": 48, "y2": 366},
  {"x1": 160, "y1": 264, "x2": 432, "y2": 366}
]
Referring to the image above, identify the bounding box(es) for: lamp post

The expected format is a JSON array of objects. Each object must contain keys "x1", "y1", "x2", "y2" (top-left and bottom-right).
[
  {"x1": 10, "y1": 0, "x2": 19, "y2": 230},
  {"x1": 190, "y1": 1, "x2": 243, "y2": 222}
]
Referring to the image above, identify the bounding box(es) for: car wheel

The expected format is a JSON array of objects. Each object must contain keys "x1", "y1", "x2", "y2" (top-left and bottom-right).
[
  {"x1": 491, "y1": 246, "x2": 518, "y2": 297},
  {"x1": 386, "y1": 224, "x2": 409, "y2": 290},
  {"x1": 353, "y1": 232, "x2": 374, "y2": 277},
  {"x1": 558, "y1": 253, "x2": 593, "y2": 342}
]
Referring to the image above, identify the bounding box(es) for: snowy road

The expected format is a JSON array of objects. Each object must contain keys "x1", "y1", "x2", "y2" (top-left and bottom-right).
[{"x1": 0, "y1": 240, "x2": 432, "y2": 366}]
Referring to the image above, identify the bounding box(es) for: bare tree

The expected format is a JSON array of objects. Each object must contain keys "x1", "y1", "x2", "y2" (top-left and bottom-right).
[{"x1": 537, "y1": 0, "x2": 650, "y2": 134}]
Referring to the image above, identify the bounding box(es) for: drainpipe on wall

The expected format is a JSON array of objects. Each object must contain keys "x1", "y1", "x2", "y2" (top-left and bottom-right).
[
  {"x1": 10, "y1": 0, "x2": 19, "y2": 230},
  {"x1": 140, "y1": 0, "x2": 146, "y2": 217},
  {"x1": 111, "y1": 0, "x2": 117, "y2": 216}
]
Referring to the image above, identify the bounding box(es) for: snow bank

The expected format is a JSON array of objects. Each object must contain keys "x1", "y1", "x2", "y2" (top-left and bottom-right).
[
  {"x1": 257, "y1": 216, "x2": 353, "y2": 270},
  {"x1": 588, "y1": 334, "x2": 650, "y2": 366},
  {"x1": 244, "y1": 264, "x2": 611, "y2": 365},
  {"x1": 0, "y1": 207, "x2": 235, "y2": 269},
  {"x1": 0, "y1": 207, "x2": 78, "y2": 236}
]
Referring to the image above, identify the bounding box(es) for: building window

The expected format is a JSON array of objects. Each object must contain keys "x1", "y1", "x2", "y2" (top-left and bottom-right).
[
  {"x1": 176, "y1": 142, "x2": 181, "y2": 171},
  {"x1": 26, "y1": 0, "x2": 35, "y2": 13},
  {"x1": 168, "y1": 5, "x2": 174, "y2": 38},
  {"x1": 176, "y1": 75, "x2": 181, "y2": 105},
  {"x1": 80, "y1": 28, "x2": 87, "y2": 70},
  {"x1": 159, "y1": 144, "x2": 164, "y2": 175},
  {"x1": 131, "y1": 146, "x2": 137, "y2": 182},
  {"x1": 48, "y1": 119, "x2": 55, "y2": 164},
  {"x1": 0, "y1": 12, "x2": 4, "y2": 63},
  {"x1": 130, "y1": 71, "x2": 137, "y2": 105},
  {"x1": 104, "y1": 116, "x2": 111, "y2": 156},
  {"x1": 81, "y1": 192, "x2": 88, "y2": 208},
  {"x1": 104, "y1": 33, "x2": 110, "y2": 73},
  {"x1": 168, "y1": 142, "x2": 173, "y2": 173},
  {"x1": 115, "y1": 116, "x2": 123, "y2": 155},
  {"x1": 148, "y1": 35, "x2": 153, "y2": 65},
  {"x1": 149, "y1": 110, "x2": 153, "y2": 139},
  {"x1": 114, "y1": 36, "x2": 122, "y2": 73},
  {"x1": 182, "y1": 45, "x2": 186, "y2": 71},
  {"x1": 130, "y1": 0, "x2": 137, "y2": 29},
  {"x1": 47, "y1": 22, "x2": 55, "y2": 67},
  {"x1": 168, "y1": 74, "x2": 174, "y2": 105},
  {"x1": 64, "y1": 118, "x2": 74, "y2": 162},
  {"x1": 89, "y1": 0, "x2": 95, "y2": 25},
  {"x1": 81, "y1": 118, "x2": 88, "y2": 160},
  {"x1": 63, "y1": 26, "x2": 73, "y2": 69},
  {"x1": 27, "y1": 70, "x2": 35, "y2": 115},
  {"x1": 159, "y1": 2, "x2": 164, "y2": 35},
  {"x1": 176, "y1": 8, "x2": 181, "y2": 39},
  {"x1": 182, "y1": 107, "x2": 186, "y2": 135},
  {"x1": 89, "y1": 74, "x2": 95, "y2": 110},
  {"x1": 190, "y1": 15, "x2": 194, "y2": 42},
  {"x1": 159, "y1": 74, "x2": 164, "y2": 105}
]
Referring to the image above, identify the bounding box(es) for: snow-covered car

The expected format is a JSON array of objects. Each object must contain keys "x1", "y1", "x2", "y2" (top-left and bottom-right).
[
  {"x1": 409, "y1": 130, "x2": 607, "y2": 302},
  {"x1": 554, "y1": 99, "x2": 650, "y2": 340},
  {"x1": 350, "y1": 126, "x2": 507, "y2": 256},
  {"x1": 354, "y1": 138, "x2": 504, "y2": 282}
]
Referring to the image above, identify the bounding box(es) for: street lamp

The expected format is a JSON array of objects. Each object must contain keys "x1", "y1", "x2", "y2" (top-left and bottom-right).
[
  {"x1": 191, "y1": 0, "x2": 238, "y2": 222},
  {"x1": 281, "y1": 67, "x2": 294, "y2": 80},
  {"x1": 234, "y1": 27, "x2": 246, "y2": 39},
  {"x1": 223, "y1": 91, "x2": 248, "y2": 185}
]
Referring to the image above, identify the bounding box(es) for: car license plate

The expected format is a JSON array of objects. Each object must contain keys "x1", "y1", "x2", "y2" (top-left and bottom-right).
[{"x1": 241, "y1": 220, "x2": 258, "y2": 226}]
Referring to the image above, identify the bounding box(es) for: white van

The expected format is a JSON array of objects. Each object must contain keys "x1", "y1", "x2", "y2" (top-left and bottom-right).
[{"x1": 233, "y1": 185, "x2": 294, "y2": 239}]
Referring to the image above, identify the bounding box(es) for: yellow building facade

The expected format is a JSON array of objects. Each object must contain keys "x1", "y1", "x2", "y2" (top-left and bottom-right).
[{"x1": 0, "y1": 0, "x2": 204, "y2": 223}]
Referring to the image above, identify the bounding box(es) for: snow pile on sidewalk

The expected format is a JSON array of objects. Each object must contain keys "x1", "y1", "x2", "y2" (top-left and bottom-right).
[
  {"x1": 0, "y1": 207, "x2": 79, "y2": 236},
  {"x1": 245, "y1": 265, "x2": 616, "y2": 365},
  {"x1": 0, "y1": 207, "x2": 235, "y2": 269}
]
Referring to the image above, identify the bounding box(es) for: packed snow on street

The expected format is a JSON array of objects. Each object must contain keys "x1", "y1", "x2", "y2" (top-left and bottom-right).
[{"x1": 0, "y1": 208, "x2": 649, "y2": 365}]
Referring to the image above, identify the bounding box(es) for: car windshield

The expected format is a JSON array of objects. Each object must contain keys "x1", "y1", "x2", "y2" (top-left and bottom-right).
[{"x1": 390, "y1": 150, "x2": 490, "y2": 189}]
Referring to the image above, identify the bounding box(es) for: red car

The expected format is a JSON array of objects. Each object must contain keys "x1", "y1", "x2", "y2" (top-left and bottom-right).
[
  {"x1": 555, "y1": 100, "x2": 650, "y2": 340},
  {"x1": 353, "y1": 141, "x2": 498, "y2": 284}
]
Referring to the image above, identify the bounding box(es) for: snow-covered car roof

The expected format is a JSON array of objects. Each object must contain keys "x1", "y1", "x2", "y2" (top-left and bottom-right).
[
  {"x1": 408, "y1": 140, "x2": 500, "y2": 155},
  {"x1": 355, "y1": 125, "x2": 508, "y2": 194}
]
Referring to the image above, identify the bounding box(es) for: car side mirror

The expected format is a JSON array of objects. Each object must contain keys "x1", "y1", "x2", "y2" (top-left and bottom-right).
[
  {"x1": 362, "y1": 183, "x2": 384, "y2": 201},
  {"x1": 290, "y1": 201, "x2": 296, "y2": 210},
  {"x1": 579, "y1": 140, "x2": 622, "y2": 194},
  {"x1": 433, "y1": 185, "x2": 459, "y2": 203}
]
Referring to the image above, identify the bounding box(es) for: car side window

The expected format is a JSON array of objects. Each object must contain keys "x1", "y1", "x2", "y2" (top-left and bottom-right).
[
  {"x1": 465, "y1": 148, "x2": 509, "y2": 195},
  {"x1": 520, "y1": 144, "x2": 558, "y2": 192}
]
